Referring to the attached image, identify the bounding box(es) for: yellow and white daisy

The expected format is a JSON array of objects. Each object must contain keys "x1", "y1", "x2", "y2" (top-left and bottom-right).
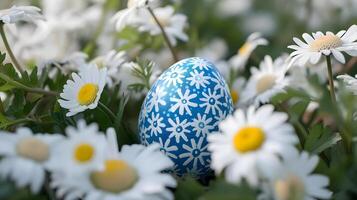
[
  {"x1": 208, "y1": 105, "x2": 298, "y2": 186},
  {"x1": 0, "y1": 5, "x2": 44, "y2": 24},
  {"x1": 259, "y1": 148, "x2": 332, "y2": 200},
  {"x1": 46, "y1": 120, "x2": 108, "y2": 175},
  {"x1": 51, "y1": 129, "x2": 176, "y2": 200},
  {"x1": 137, "y1": 6, "x2": 188, "y2": 46},
  {"x1": 58, "y1": 63, "x2": 107, "y2": 117},
  {"x1": 229, "y1": 32, "x2": 268, "y2": 70},
  {"x1": 241, "y1": 55, "x2": 290, "y2": 105},
  {"x1": 288, "y1": 24, "x2": 357, "y2": 66},
  {"x1": 0, "y1": 128, "x2": 62, "y2": 193},
  {"x1": 230, "y1": 77, "x2": 246, "y2": 107}
]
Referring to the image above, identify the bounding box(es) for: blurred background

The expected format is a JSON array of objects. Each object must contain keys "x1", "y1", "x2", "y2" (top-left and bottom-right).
[{"x1": 0, "y1": 0, "x2": 356, "y2": 199}]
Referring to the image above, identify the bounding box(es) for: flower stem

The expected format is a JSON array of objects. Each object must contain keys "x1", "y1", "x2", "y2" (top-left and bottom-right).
[
  {"x1": 147, "y1": 6, "x2": 179, "y2": 62},
  {"x1": 326, "y1": 55, "x2": 337, "y2": 105},
  {"x1": 0, "y1": 72, "x2": 58, "y2": 96},
  {"x1": 0, "y1": 23, "x2": 24, "y2": 74},
  {"x1": 98, "y1": 101, "x2": 116, "y2": 122}
]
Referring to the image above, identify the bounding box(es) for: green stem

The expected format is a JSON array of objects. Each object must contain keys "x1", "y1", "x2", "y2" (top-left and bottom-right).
[
  {"x1": 147, "y1": 6, "x2": 179, "y2": 62},
  {"x1": 98, "y1": 101, "x2": 116, "y2": 122},
  {"x1": 326, "y1": 55, "x2": 337, "y2": 105},
  {"x1": 0, "y1": 72, "x2": 58, "y2": 96},
  {"x1": 0, "y1": 23, "x2": 24, "y2": 74}
]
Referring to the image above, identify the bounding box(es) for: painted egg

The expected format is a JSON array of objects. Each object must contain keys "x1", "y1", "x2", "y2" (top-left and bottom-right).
[{"x1": 138, "y1": 57, "x2": 233, "y2": 179}]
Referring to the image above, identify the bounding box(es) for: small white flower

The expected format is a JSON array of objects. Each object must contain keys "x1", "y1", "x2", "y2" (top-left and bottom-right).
[
  {"x1": 162, "y1": 64, "x2": 186, "y2": 87},
  {"x1": 260, "y1": 148, "x2": 332, "y2": 200},
  {"x1": 52, "y1": 130, "x2": 176, "y2": 200},
  {"x1": 208, "y1": 105, "x2": 298, "y2": 186},
  {"x1": 166, "y1": 117, "x2": 190, "y2": 143},
  {"x1": 0, "y1": 6, "x2": 44, "y2": 24},
  {"x1": 169, "y1": 88, "x2": 198, "y2": 115},
  {"x1": 91, "y1": 50, "x2": 126, "y2": 86},
  {"x1": 199, "y1": 88, "x2": 223, "y2": 115},
  {"x1": 337, "y1": 74, "x2": 357, "y2": 95},
  {"x1": 147, "y1": 86, "x2": 167, "y2": 112},
  {"x1": 229, "y1": 32, "x2": 268, "y2": 70},
  {"x1": 288, "y1": 24, "x2": 357, "y2": 66},
  {"x1": 46, "y1": 120, "x2": 108, "y2": 174},
  {"x1": 58, "y1": 63, "x2": 107, "y2": 117},
  {"x1": 158, "y1": 138, "x2": 178, "y2": 159},
  {"x1": 111, "y1": 0, "x2": 156, "y2": 31},
  {"x1": 179, "y1": 137, "x2": 210, "y2": 169},
  {"x1": 187, "y1": 69, "x2": 210, "y2": 89},
  {"x1": 137, "y1": 6, "x2": 188, "y2": 46},
  {"x1": 191, "y1": 113, "x2": 214, "y2": 137},
  {"x1": 147, "y1": 112, "x2": 166, "y2": 137},
  {"x1": 241, "y1": 55, "x2": 290, "y2": 105},
  {"x1": 187, "y1": 57, "x2": 211, "y2": 71},
  {"x1": 0, "y1": 128, "x2": 62, "y2": 193}
]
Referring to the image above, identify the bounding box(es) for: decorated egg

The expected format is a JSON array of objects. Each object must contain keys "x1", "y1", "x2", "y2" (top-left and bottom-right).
[{"x1": 138, "y1": 57, "x2": 233, "y2": 179}]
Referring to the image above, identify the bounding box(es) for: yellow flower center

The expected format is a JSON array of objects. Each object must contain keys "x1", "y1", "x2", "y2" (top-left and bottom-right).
[
  {"x1": 91, "y1": 160, "x2": 138, "y2": 193},
  {"x1": 16, "y1": 137, "x2": 49, "y2": 162},
  {"x1": 238, "y1": 42, "x2": 252, "y2": 56},
  {"x1": 74, "y1": 143, "x2": 95, "y2": 163},
  {"x1": 230, "y1": 90, "x2": 239, "y2": 104},
  {"x1": 233, "y1": 127, "x2": 265, "y2": 153},
  {"x1": 256, "y1": 74, "x2": 277, "y2": 94},
  {"x1": 77, "y1": 83, "x2": 98, "y2": 106},
  {"x1": 309, "y1": 35, "x2": 342, "y2": 52},
  {"x1": 274, "y1": 175, "x2": 305, "y2": 200}
]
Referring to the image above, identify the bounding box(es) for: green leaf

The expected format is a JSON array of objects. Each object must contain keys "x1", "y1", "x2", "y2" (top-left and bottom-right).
[
  {"x1": 305, "y1": 124, "x2": 342, "y2": 154},
  {"x1": 199, "y1": 179, "x2": 256, "y2": 200},
  {"x1": 174, "y1": 177, "x2": 206, "y2": 200}
]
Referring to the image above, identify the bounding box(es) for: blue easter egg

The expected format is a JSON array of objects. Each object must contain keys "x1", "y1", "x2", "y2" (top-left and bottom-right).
[{"x1": 138, "y1": 57, "x2": 233, "y2": 179}]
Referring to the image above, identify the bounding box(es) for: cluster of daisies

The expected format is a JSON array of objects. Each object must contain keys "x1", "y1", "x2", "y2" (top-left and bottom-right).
[
  {"x1": 1, "y1": 1, "x2": 357, "y2": 200},
  {"x1": 0, "y1": 121, "x2": 176, "y2": 199}
]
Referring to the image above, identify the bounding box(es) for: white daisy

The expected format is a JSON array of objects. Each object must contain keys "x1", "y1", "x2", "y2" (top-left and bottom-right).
[
  {"x1": 137, "y1": 6, "x2": 188, "y2": 46},
  {"x1": 111, "y1": 0, "x2": 156, "y2": 31},
  {"x1": 0, "y1": 6, "x2": 44, "y2": 24},
  {"x1": 52, "y1": 130, "x2": 176, "y2": 200},
  {"x1": 241, "y1": 55, "x2": 290, "y2": 105},
  {"x1": 230, "y1": 77, "x2": 246, "y2": 107},
  {"x1": 169, "y1": 88, "x2": 198, "y2": 115},
  {"x1": 337, "y1": 74, "x2": 357, "y2": 95},
  {"x1": 91, "y1": 50, "x2": 126, "y2": 87},
  {"x1": 0, "y1": 128, "x2": 62, "y2": 193},
  {"x1": 166, "y1": 117, "x2": 190, "y2": 143},
  {"x1": 208, "y1": 105, "x2": 298, "y2": 186},
  {"x1": 147, "y1": 112, "x2": 166, "y2": 137},
  {"x1": 260, "y1": 148, "x2": 332, "y2": 200},
  {"x1": 179, "y1": 138, "x2": 210, "y2": 169},
  {"x1": 288, "y1": 24, "x2": 357, "y2": 66},
  {"x1": 229, "y1": 32, "x2": 268, "y2": 70},
  {"x1": 58, "y1": 63, "x2": 107, "y2": 117},
  {"x1": 46, "y1": 120, "x2": 108, "y2": 175},
  {"x1": 199, "y1": 88, "x2": 223, "y2": 115},
  {"x1": 191, "y1": 113, "x2": 214, "y2": 137},
  {"x1": 186, "y1": 69, "x2": 210, "y2": 89}
]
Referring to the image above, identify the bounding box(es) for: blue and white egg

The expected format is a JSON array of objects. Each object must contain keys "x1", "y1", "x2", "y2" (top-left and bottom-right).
[{"x1": 138, "y1": 57, "x2": 233, "y2": 179}]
